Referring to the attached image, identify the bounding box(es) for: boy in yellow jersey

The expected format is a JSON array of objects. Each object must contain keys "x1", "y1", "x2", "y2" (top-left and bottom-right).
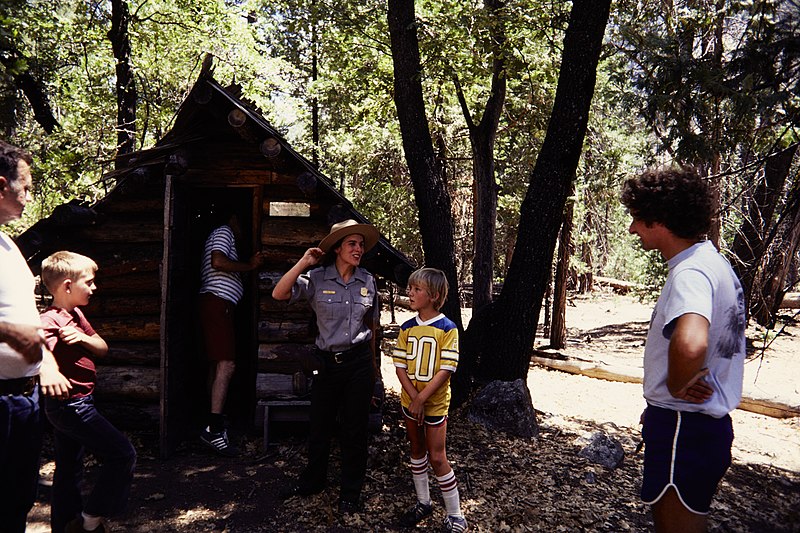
[{"x1": 393, "y1": 268, "x2": 466, "y2": 532}]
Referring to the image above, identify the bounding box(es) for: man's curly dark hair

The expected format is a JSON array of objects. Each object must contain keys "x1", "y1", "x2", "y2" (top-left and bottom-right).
[
  {"x1": 0, "y1": 140, "x2": 33, "y2": 184},
  {"x1": 620, "y1": 167, "x2": 712, "y2": 240}
]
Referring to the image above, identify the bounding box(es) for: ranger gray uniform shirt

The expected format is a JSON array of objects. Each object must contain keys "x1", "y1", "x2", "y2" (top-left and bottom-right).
[{"x1": 290, "y1": 264, "x2": 378, "y2": 352}]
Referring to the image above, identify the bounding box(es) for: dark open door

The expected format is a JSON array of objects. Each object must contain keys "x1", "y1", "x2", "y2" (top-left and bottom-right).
[{"x1": 161, "y1": 181, "x2": 261, "y2": 456}]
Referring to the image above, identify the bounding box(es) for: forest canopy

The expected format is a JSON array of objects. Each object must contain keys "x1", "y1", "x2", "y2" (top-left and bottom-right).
[{"x1": 1, "y1": 0, "x2": 798, "y2": 325}]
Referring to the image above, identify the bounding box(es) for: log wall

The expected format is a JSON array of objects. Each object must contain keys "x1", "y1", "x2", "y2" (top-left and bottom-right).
[
  {"x1": 255, "y1": 212, "x2": 329, "y2": 399},
  {"x1": 45, "y1": 175, "x2": 166, "y2": 426}
]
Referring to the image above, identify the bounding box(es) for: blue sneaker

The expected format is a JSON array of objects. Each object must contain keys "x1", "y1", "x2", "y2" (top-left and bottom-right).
[{"x1": 442, "y1": 514, "x2": 468, "y2": 532}]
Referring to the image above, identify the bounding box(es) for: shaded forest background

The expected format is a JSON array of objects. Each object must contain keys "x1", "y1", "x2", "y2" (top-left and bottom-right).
[{"x1": 1, "y1": 0, "x2": 799, "y2": 397}]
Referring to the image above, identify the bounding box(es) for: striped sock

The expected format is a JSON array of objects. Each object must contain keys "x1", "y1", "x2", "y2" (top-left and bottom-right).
[
  {"x1": 410, "y1": 454, "x2": 431, "y2": 505},
  {"x1": 436, "y1": 469, "x2": 463, "y2": 518}
]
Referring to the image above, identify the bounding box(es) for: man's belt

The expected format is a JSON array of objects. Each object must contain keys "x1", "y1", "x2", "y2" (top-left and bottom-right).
[
  {"x1": 0, "y1": 376, "x2": 38, "y2": 396},
  {"x1": 317, "y1": 342, "x2": 371, "y2": 364}
]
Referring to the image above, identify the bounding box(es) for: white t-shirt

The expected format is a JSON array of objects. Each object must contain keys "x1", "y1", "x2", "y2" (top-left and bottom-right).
[
  {"x1": 0, "y1": 232, "x2": 42, "y2": 378},
  {"x1": 199, "y1": 225, "x2": 243, "y2": 304},
  {"x1": 643, "y1": 240, "x2": 746, "y2": 418}
]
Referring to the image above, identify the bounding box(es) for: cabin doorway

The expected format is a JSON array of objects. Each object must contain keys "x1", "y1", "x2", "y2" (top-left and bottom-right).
[{"x1": 161, "y1": 182, "x2": 259, "y2": 456}]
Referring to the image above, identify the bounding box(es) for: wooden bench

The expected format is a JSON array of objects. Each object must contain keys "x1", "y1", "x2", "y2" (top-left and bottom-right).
[{"x1": 257, "y1": 399, "x2": 311, "y2": 450}]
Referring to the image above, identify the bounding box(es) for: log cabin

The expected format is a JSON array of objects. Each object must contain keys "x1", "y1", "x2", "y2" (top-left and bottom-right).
[{"x1": 17, "y1": 69, "x2": 415, "y2": 457}]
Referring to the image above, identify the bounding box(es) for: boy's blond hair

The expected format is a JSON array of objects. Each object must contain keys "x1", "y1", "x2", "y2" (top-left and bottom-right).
[
  {"x1": 41, "y1": 251, "x2": 98, "y2": 293},
  {"x1": 408, "y1": 267, "x2": 448, "y2": 311}
]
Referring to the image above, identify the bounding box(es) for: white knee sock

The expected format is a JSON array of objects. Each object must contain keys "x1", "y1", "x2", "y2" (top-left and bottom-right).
[
  {"x1": 436, "y1": 469, "x2": 463, "y2": 518},
  {"x1": 410, "y1": 454, "x2": 431, "y2": 505}
]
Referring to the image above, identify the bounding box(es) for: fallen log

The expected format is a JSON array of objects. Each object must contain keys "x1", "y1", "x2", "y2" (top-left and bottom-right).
[
  {"x1": 531, "y1": 354, "x2": 642, "y2": 385},
  {"x1": 531, "y1": 352, "x2": 800, "y2": 419},
  {"x1": 381, "y1": 293, "x2": 411, "y2": 310},
  {"x1": 594, "y1": 276, "x2": 644, "y2": 294},
  {"x1": 780, "y1": 292, "x2": 800, "y2": 309}
]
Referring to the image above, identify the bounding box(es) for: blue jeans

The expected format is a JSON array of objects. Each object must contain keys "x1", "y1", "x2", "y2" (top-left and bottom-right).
[
  {"x1": 0, "y1": 385, "x2": 42, "y2": 533},
  {"x1": 45, "y1": 395, "x2": 136, "y2": 533}
]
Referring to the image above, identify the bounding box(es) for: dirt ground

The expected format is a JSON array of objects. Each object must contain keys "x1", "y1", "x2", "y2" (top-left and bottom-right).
[{"x1": 26, "y1": 293, "x2": 800, "y2": 532}]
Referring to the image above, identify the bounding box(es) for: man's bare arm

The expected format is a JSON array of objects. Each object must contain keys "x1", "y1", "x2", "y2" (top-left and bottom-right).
[
  {"x1": 668, "y1": 313, "x2": 713, "y2": 402},
  {"x1": 0, "y1": 321, "x2": 45, "y2": 364}
]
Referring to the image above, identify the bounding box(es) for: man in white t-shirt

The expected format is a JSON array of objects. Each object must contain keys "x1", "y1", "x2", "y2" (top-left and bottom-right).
[
  {"x1": 0, "y1": 140, "x2": 71, "y2": 531},
  {"x1": 621, "y1": 167, "x2": 746, "y2": 533},
  {"x1": 198, "y1": 212, "x2": 264, "y2": 456}
]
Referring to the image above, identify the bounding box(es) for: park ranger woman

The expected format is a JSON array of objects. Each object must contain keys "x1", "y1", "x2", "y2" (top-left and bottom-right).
[{"x1": 272, "y1": 219, "x2": 380, "y2": 515}]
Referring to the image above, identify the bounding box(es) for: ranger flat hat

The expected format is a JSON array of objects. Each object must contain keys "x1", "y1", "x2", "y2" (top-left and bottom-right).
[{"x1": 319, "y1": 219, "x2": 379, "y2": 253}]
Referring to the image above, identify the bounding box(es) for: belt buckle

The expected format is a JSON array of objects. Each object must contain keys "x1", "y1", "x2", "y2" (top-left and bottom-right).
[
  {"x1": 333, "y1": 351, "x2": 344, "y2": 364},
  {"x1": 23, "y1": 377, "x2": 36, "y2": 396}
]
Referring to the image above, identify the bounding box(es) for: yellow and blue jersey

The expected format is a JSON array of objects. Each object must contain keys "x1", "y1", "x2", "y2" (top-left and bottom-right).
[{"x1": 393, "y1": 313, "x2": 459, "y2": 416}]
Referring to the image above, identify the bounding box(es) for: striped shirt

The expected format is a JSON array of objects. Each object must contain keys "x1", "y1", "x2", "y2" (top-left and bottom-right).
[{"x1": 199, "y1": 225, "x2": 243, "y2": 304}]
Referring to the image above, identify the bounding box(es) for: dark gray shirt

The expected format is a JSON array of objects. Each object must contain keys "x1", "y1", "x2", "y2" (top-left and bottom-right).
[{"x1": 290, "y1": 264, "x2": 378, "y2": 352}]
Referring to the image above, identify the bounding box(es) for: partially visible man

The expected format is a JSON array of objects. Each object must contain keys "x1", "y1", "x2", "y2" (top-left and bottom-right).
[
  {"x1": 621, "y1": 167, "x2": 746, "y2": 533},
  {"x1": 0, "y1": 140, "x2": 71, "y2": 532},
  {"x1": 198, "y1": 210, "x2": 264, "y2": 457}
]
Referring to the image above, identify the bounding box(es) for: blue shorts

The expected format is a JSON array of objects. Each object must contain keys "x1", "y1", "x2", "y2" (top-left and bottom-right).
[
  {"x1": 401, "y1": 405, "x2": 447, "y2": 426},
  {"x1": 641, "y1": 405, "x2": 733, "y2": 514}
]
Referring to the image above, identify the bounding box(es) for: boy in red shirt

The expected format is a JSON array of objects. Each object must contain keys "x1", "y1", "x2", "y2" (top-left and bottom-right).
[{"x1": 40, "y1": 251, "x2": 136, "y2": 533}]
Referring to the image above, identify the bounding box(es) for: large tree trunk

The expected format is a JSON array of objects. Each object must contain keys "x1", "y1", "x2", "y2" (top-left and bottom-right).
[
  {"x1": 387, "y1": 0, "x2": 463, "y2": 323},
  {"x1": 453, "y1": 0, "x2": 507, "y2": 314},
  {"x1": 731, "y1": 143, "x2": 798, "y2": 307},
  {"x1": 464, "y1": 0, "x2": 611, "y2": 383},
  {"x1": 109, "y1": 0, "x2": 137, "y2": 165},
  {"x1": 388, "y1": 0, "x2": 465, "y2": 402}
]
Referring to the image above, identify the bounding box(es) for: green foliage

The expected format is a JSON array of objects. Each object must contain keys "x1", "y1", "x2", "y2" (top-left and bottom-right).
[
  {"x1": 1, "y1": 0, "x2": 288, "y2": 234},
  {"x1": 2, "y1": 0, "x2": 794, "y2": 296}
]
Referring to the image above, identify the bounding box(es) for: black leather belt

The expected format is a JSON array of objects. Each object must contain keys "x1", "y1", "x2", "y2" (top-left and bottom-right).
[
  {"x1": 317, "y1": 342, "x2": 370, "y2": 364},
  {"x1": 0, "y1": 376, "x2": 38, "y2": 396}
]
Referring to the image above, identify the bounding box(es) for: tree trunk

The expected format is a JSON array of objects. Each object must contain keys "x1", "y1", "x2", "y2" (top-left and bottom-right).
[
  {"x1": 453, "y1": 0, "x2": 507, "y2": 314},
  {"x1": 12, "y1": 70, "x2": 60, "y2": 134},
  {"x1": 542, "y1": 266, "x2": 552, "y2": 338},
  {"x1": 465, "y1": 0, "x2": 611, "y2": 382},
  {"x1": 751, "y1": 168, "x2": 800, "y2": 327},
  {"x1": 706, "y1": 162, "x2": 722, "y2": 247},
  {"x1": 550, "y1": 195, "x2": 574, "y2": 350},
  {"x1": 388, "y1": 0, "x2": 466, "y2": 403},
  {"x1": 387, "y1": 0, "x2": 462, "y2": 327},
  {"x1": 731, "y1": 143, "x2": 798, "y2": 307},
  {"x1": 311, "y1": 0, "x2": 320, "y2": 169},
  {"x1": 109, "y1": 0, "x2": 137, "y2": 165},
  {"x1": 705, "y1": 0, "x2": 726, "y2": 247},
  {"x1": 578, "y1": 208, "x2": 594, "y2": 293},
  {"x1": 0, "y1": 48, "x2": 60, "y2": 134}
]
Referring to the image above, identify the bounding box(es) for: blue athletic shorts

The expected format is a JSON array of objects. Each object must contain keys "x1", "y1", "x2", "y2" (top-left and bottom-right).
[
  {"x1": 401, "y1": 405, "x2": 447, "y2": 426},
  {"x1": 641, "y1": 404, "x2": 733, "y2": 514}
]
